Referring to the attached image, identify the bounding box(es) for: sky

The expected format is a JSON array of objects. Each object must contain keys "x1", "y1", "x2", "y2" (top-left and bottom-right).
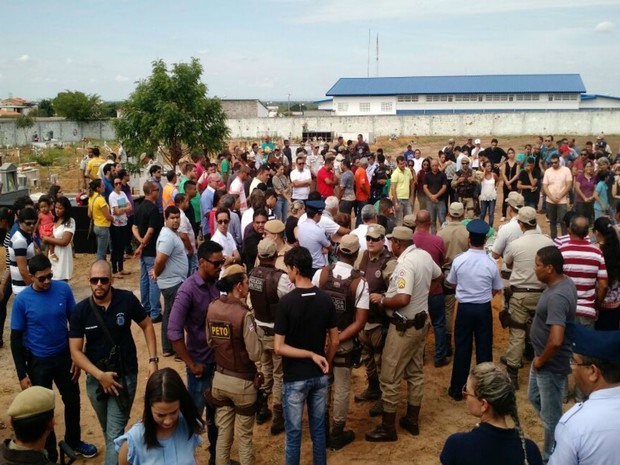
[{"x1": 1, "y1": 0, "x2": 620, "y2": 103}]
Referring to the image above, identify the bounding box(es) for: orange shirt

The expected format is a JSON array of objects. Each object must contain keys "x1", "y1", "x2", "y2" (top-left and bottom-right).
[{"x1": 354, "y1": 166, "x2": 370, "y2": 201}]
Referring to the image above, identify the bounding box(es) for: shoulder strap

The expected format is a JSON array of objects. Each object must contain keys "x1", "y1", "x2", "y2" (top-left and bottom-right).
[
  {"x1": 89, "y1": 297, "x2": 117, "y2": 347},
  {"x1": 350, "y1": 271, "x2": 365, "y2": 308},
  {"x1": 358, "y1": 250, "x2": 369, "y2": 272},
  {"x1": 318, "y1": 264, "x2": 333, "y2": 288}
]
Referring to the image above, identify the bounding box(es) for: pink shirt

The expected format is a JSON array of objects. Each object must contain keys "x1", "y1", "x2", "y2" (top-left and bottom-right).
[
  {"x1": 38, "y1": 212, "x2": 54, "y2": 238},
  {"x1": 543, "y1": 166, "x2": 572, "y2": 204}
]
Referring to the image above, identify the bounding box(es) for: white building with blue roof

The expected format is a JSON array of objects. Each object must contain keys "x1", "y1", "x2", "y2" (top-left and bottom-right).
[{"x1": 322, "y1": 74, "x2": 619, "y2": 115}]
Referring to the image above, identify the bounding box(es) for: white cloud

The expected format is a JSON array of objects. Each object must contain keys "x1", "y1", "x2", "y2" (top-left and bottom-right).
[
  {"x1": 114, "y1": 75, "x2": 130, "y2": 82},
  {"x1": 595, "y1": 21, "x2": 614, "y2": 32},
  {"x1": 18, "y1": 54, "x2": 30, "y2": 62}
]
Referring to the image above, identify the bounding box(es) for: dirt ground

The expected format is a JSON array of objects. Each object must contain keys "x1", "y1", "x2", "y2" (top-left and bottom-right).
[{"x1": 1, "y1": 133, "x2": 617, "y2": 464}]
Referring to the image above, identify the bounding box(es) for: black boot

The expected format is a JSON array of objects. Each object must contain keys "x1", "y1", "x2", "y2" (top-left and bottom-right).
[
  {"x1": 365, "y1": 412, "x2": 398, "y2": 442},
  {"x1": 355, "y1": 375, "x2": 381, "y2": 403},
  {"x1": 369, "y1": 399, "x2": 384, "y2": 417},
  {"x1": 329, "y1": 422, "x2": 355, "y2": 450},
  {"x1": 399, "y1": 404, "x2": 420, "y2": 436},
  {"x1": 255, "y1": 390, "x2": 272, "y2": 425},
  {"x1": 507, "y1": 365, "x2": 519, "y2": 390},
  {"x1": 270, "y1": 404, "x2": 284, "y2": 435}
]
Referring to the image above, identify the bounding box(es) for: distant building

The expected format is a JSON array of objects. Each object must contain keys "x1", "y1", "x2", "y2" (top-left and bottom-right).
[
  {"x1": 220, "y1": 99, "x2": 269, "y2": 118},
  {"x1": 0, "y1": 97, "x2": 35, "y2": 116},
  {"x1": 321, "y1": 74, "x2": 620, "y2": 115}
]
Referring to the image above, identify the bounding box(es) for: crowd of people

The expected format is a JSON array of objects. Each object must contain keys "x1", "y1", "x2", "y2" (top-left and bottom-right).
[{"x1": 1, "y1": 133, "x2": 620, "y2": 465}]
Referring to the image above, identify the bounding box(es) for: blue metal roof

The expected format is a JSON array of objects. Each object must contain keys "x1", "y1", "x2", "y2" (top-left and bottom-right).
[
  {"x1": 326, "y1": 74, "x2": 586, "y2": 96},
  {"x1": 581, "y1": 94, "x2": 620, "y2": 101}
]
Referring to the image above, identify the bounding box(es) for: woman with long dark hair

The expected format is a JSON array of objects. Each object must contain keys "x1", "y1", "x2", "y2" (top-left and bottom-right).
[
  {"x1": 115, "y1": 368, "x2": 202, "y2": 465},
  {"x1": 41, "y1": 196, "x2": 75, "y2": 281},
  {"x1": 593, "y1": 216, "x2": 620, "y2": 330},
  {"x1": 441, "y1": 362, "x2": 542, "y2": 465},
  {"x1": 500, "y1": 148, "x2": 519, "y2": 221}
]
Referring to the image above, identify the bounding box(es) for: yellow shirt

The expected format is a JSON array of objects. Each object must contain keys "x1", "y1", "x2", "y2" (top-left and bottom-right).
[
  {"x1": 89, "y1": 194, "x2": 111, "y2": 227},
  {"x1": 391, "y1": 167, "x2": 413, "y2": 199},
  {"x1": 86, "y1": 157, "x2": 105, "y2": 180}
]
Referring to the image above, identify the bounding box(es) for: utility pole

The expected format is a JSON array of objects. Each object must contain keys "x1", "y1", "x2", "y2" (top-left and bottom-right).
[{"x1": 287, "y1": 93, "x2": 291, "y2": 116}]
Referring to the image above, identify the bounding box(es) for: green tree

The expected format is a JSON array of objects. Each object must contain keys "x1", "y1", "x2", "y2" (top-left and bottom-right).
[
  {"x1": 15, "y1": 114, "x2": 35, "y2": 145},
  {"x1": 35, "y1": 99, "x2": 55, "y2": 117},
  {"x1": 53, "y1": 90, "x2": 101, "y2": 121},
  {"x1": 114, "y1": 58, "x2": 229, "y2": 168}
]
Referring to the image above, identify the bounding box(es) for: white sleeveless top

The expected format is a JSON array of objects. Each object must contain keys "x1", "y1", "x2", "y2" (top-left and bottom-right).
[{"x1": 479, "y1": 176, "x2": 497, "y2": 201}]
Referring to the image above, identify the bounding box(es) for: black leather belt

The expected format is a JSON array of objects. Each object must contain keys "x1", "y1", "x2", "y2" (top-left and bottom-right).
[
  {"x1": 216, "y1": 366, "x2": 256, "y2": 381},
  {"x1": 258, "y1": 325, "x2": 275, "y2": 336}
]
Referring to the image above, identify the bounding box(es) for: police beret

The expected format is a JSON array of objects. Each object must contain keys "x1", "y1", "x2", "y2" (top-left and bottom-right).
[
  {"x1": 387, "y1": 226, "x2": 413, "y2": 241},
  {"x1": 257, "y1": 238, "x2": 277, "y2": 258},
  {"x1": 572, "y1": 325, "x2": 620, "y2": 362},
  {"x1": 305, "y1": 200, "x2": 325, "y2": 213},
  {"x1": 466, "y1": 219, "x2": 490, "y2": 236},
  {"x1": 221, "y1": 264, "x2": 246, "y2": 278},
  {"x1": 264, "y1": 220, "x2": 285, "y2": 234},
  {"x1": 7, "y1": 386, "x2": 55, "y2": 420}
]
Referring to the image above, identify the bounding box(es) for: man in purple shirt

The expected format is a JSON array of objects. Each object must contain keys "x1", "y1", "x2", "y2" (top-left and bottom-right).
[
  {"x1": 412, "y1": 210, "x2": 449, "y2": 367},
  {"x1": 167, "y1": 240, "x2": 223, "y2": 465}
]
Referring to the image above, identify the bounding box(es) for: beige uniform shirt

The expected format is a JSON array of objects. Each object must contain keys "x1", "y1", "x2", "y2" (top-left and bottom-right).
[
  {"x1": 504, "y1": 230, "x2": 555, "y2": 289},
  {"x1": 438, "y1": 222, "x2": 469, "y2": 264}
]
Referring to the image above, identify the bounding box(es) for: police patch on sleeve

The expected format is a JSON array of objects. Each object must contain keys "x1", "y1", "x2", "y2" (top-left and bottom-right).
[
  {"x1": 397, "y1": 278, "x2": 406, "y2": 289},
  {"x1": 209, "y1": 321, "x2": 232, "y2": 339}
]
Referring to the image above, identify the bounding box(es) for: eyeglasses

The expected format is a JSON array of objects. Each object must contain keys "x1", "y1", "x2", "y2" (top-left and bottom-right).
[
  {"x1": 206, "y1": 259, "x2": 225, "y2": 268},
  {"x1": 569, "y1": 357, "x2": 591, "y2": 367},
  {"x1": 114, "y1": 182, "x2": 122, "y2": 185},
  {"x1": 297, "y1": 162, "x2": 305, "y2": 166},
  {"x1": 217, "y1": 219, "x2": 230, "y2": 225},
  {"x1": 23, "y1": 221, "x2": 36, "y2": 226},
  {"x1": 365, "y1": 236, "x2": 383, "y2": 243},
  {"x1": 35, "y1": 272, "x2": 53, "y2": 283},
  {"x1": 89, "y1": 277, "x2": 111, "y2": 285},
  {"x1": 462, "y1": 385, "x2": 476, "y2": 399},
  {"x1": 462, "y1": 162, "x2": 470, "y2": 165}
]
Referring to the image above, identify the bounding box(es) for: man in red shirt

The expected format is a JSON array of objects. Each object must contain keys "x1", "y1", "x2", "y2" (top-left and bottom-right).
[
  {"x1": 355, "y1": 157, "x2": 371, "y2": 227},
  {"x1": 316, "y1": 157, "x2": 337, "y2": 199}
]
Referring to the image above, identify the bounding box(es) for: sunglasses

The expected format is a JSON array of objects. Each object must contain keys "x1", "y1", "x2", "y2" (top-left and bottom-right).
[
  {"x1": 217, "y1": 219, "x2": 230, "y2": 225},
  {"x1": 23, "y1": 221, "x2": 36, "y2": 226},
  {"x1": 365, "y1": 236, "x2": 383, "y2": 243},
  {"x1": 35, "y1": 272, "x2": 53, "y2": 283},
  {"x1": 297, "y1": 162, "x2": 305, "y2": 166},
  {"x1": 114, "y1": 182, "x2": 122, "y2": 185},
  {"x1": 206, "y1": 259, "x2": 225, "y2": 268},
  {"x1": 89, "y1": 277, "x2": 111, "y2": 285}
]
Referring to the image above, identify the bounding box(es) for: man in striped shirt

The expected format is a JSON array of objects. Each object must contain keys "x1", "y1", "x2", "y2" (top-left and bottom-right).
[{"x1": 558, "y1": 215, "x2": 607, "y2": 328}]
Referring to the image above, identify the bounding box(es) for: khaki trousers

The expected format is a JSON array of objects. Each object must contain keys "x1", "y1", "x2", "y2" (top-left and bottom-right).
[
  {"x1": 504, "y1": 292, "x2": 540, "y2": 368},
  {"x1": 357, "y1": 324, "x2": 386, "y2": 381},
  {"x1": 379, "y1": 321, "x2": 429, "y2": 412},
  {"x1": 212, "y1": 372, "x2": 257, "y2": 465},
  {"x1": 331, "y1": 340, "x2": 354, "y2": 424},
  {"x1": 444, "y1": 294, "x2": 456, "y2": 335},
  {"x1": 258, "y1": 333, "x2": 283, "y2": 404}
]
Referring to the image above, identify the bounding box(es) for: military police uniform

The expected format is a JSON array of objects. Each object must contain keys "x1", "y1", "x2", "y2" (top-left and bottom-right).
[
  {"x1": 248, "y1": 238, "x2": 293, "y2": 434},
  {"x1": 366, "y1": 227, "x2": 441, "y2": 442},
  {"x1": 206, "y1": 266, "x2": 263, "y2": 465},
  {"x1": 260, "y1": 220, "x2": 291, "y2": 272},
  {"x1": 451, "y1": 168, "x2": 480, "y2": 218},
  {"x1": 355, "y1": 225, "x2": 396, "y2": 403},
  {"x1": 548, "y1": 326, "x2": 620, "y2": 465}
]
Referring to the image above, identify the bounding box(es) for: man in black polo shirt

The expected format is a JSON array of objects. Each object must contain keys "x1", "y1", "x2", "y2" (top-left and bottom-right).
[
  {"x1": 69, "y1": 260, "x2": 158, "y2": 465},
  {"x1": 242, "y1": 208, "x2": 268, "y2": 273},
  {"x1": 133, "y1": 181, "x2": 164, "y2": 322},
  {"x1": 423, "y1": 159, "x2": 448, "y2": 233}
]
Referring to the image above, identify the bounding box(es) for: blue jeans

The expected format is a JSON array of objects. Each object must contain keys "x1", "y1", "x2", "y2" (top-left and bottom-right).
[
  {"x1": 527, "y1": 366, "x2": 566, "y2": 463},
  {"x1": 547, "y1": 203, "x2": 567, "y2": 239},
  {"x1": 187, "y1": 254, "x2": 198, "y2": 277},
  {"x1": 275, "y1": 197, "x2": 289, "y2": 222},
  {"x1": 428, "y1": 294, "x2": 448, "y2": 363},
  {"x1": 139, "y1": 256, "x2": 161, "y2": 319},
  {"x1": 86, "y1": 373, "x2": 137, "y2": 465},
  {"x1": 93, "y1": 225, "x2": 110, "y2": 261},
  {"x1": 283, "y1": 375, "x2": 329, "y2": 465},
  {"x1": 479, "y1": 199, "x2": 496, "y2": 227},
  {"x1": 186, "y1": 364, "x2": 218, "y2": 460},
  {"x1": 395, "y1": 198, "x2": 413, "y2": 226},
  {"x1": 427, "y1": 199, "x2": 447, "y2": 233}
]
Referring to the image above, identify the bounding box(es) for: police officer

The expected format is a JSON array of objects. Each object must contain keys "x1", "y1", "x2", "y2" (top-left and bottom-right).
[
  {"x1": 501, "y1": 207, "x2": 553, "y2": 388},
  {"x1": 354, "y1": 225, "x2": 396, "y2": 417},
  {"x1": 451, "y1": 159, "x2": 480, "y2": 218},
  {"x1": 248, "y1": 238, "x2": 293, "y2": 435},
  {"x1": 262, "y1": 219, "x2": 291, "y2": 272},
  {"x1": 446, "y1": 220, "x2": 503, "y2": 401},
  {"x1": 206, "y1": 265, "x2": 263, "y2": 465},
  {"x1": 313, "y1": 234, "x2": 369, "y2": 450},
  {"x1": 548, "y1": 326, "x2": 620, "y2": 465},
  {"x1": 365, "y1": 227, "x2": 441, "y2": 442}
]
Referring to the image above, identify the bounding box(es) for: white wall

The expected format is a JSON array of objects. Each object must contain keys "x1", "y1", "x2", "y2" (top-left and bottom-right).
[
  {"x1": 0, "y1": 111, "x2": 618, "y2": 147},
  {"x1": 580, "y1": 97, "x2": 620, "y2": 109}
]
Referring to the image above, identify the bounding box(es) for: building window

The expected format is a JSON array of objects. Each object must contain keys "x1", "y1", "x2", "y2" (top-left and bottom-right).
[
  {"x1": 550, "y1": 94, "x2": 578, "y2": 101},
  {"x1": 337, "y1": 103, "x2": 349, "y2": 112},
  {"x1": 381, "y1": 102, "x2": 393, "y2": 112},
  {"x1": 425, "y1": 95, "x2": 451, "y2": 103},
  {"x1": 397, "y1": 95, "x2": 419, "y2": 102},
  {"x1": 359, "y1": 102, "x2": 371, "y2": 112},
  {"x1": 454, "y1": 94, "x2": 481, "y2": 102},
  {"x1": 485, "y1": 94, "x2": 510, "y2": 102},
  {"x1": 516, "y1": 94, "x2": 540, "y2": 101}
]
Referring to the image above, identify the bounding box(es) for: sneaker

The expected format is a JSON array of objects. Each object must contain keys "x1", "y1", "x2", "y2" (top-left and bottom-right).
[
  {"x1": 49, "y1": 253, "x2": 59, "y2": 262},
  {"x1": 75, "y1": 441, "x2": 98, "y2": 458}
]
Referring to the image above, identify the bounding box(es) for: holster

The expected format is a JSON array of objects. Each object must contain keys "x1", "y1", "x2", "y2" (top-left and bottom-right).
[
  {"x1": 413, "y1": 312, "x2": 427, "y2": 330},
  {"x1": 332, "y1": 340, "x2": 363, "y2": 368},
  {"x1": 254, "y1": 372, "x2": 265, "y2": 390}
]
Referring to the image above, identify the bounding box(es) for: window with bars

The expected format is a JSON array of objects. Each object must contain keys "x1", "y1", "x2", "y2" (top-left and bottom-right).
[
  {"x1": 425, "y1": 95, "x2": 453, "y2": 102},
  {"x1": 337, "y1": 103, "x2": 349, "y2": 112},
  {"x1": 454, "y1": 94, "x2": 483, "y2": 102},
  {"x1": 359, "y1": 102, "x2": 371, "y2": 112},
  {"x1": 381, "y1": 102, "x2": 393, "y2": 112},
  {"x1": 397, "y1": 95, "x2": 419, "y2": 102},
  {"x1": 515, "y1": 94, "x2": 540, "y2": 101},
  {"x1": 549, "y1": 94, "x2": 578, "y2": 101}
]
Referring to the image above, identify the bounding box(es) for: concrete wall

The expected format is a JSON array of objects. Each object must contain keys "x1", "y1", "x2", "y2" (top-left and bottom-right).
[{"x1": 0, "y1": 110, "x2": 618, "y2": 147}]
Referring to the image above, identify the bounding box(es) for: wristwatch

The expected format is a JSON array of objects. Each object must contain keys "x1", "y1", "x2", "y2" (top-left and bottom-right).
[{"x1": 149, "y1": 357, "x2": 159, "y2": 363}]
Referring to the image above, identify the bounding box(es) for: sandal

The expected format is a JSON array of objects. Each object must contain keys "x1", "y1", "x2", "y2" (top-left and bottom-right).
[{"x1": 162, "y1": 352, "x2": 174, "y2": 357}]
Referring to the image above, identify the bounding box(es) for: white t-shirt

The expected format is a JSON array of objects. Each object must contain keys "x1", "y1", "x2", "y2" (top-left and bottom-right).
[
  {"x1": 290, "y1": 167, "x2": 312, "y2": 200},
  {"x1": 229, "y1": 177, "x2": 248, "y2": 212},
  {"x1": 241, "y1": 208, "x2": 254, "y2": 240},
  {"x1": 299, "y1": 212, "x2": 340, "y2": 236},
  {"x1": 178, "y1": 209, "x2": 197, "y2": 254},
  {"x1": 108, "y1": 191, "x2": 130, "y2": 227},
  {"x1": 211, "y1": 229, "x2": 237, "y2": 258},
  {"x1": 413, "y1": 158, "x2": 425, "y2": 175},
  {"x1": 351, "y1": 224, "x2": 369, "y2": 251}
]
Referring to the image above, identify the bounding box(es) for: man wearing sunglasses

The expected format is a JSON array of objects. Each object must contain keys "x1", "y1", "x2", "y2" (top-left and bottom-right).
[
  {"x1": 11, "y1": 254, "x2": 98, "y2": 461},
  {"x1": 70, "y1": 260, "x2": 158, "y2": 465},
  {"x1": 8, "y1": 207, "x2": 38, "y2": 296}
]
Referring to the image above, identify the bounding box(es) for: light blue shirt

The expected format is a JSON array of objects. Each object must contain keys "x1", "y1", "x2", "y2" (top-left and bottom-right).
[
  {"x1": 200, "y1": 186, "x2": 215, "y2": 235},
  {"x1": 115, "y1": 413, "x2": 202, "y2": 465},
  {"x1": 298, "y1": 217, "x2": 330, "y2": 269},
  {"x1": 447, "y1": 249, "x2": 503, "y2": 303},
  {"x1": 156, "y1": 227, "x2": 189, "y2": 289},
  {"x1": 549, "y1": 385, "x2": 620, "y2": 465}
]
